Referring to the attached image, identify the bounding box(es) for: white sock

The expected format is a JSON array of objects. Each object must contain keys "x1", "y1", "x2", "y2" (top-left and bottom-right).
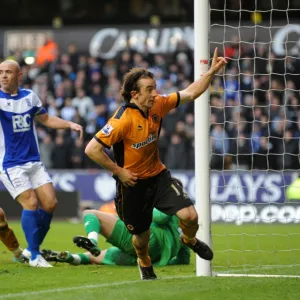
[
  {"x1": 87, "y1": 232, "x2": 98, "y2": 244},
  {"x1": 71, "y1": 254, "x2": 81, "y2": 265},
  {"x1": 22, "y1": 248, "x2": 31, "y2": 259}
]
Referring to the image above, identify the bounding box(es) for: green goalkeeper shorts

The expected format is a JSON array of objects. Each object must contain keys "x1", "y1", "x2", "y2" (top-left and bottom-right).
[
  {"x1": 102, "y1": 219, "x2": 160, "y2": 265},
  {"x1": 101, "y1": 247, "x2": 136, "y2": 265}
]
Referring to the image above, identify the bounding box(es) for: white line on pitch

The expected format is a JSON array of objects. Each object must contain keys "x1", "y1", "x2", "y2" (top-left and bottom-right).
[
  {"x1": 215, "y1": 264, "x2": 300, "y2": 274},
  {"x1": 217, "y1": 274, "x2": 300, "y2": 278},
  {"x1": 0, "y1": 275, "x2": 194, "y2": 299}
]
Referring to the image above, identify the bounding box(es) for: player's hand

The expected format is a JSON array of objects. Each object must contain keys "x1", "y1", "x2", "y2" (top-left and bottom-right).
[
  {"x1": 116, "y1": 168, "x2": 138, "y2": 187},
  {"x1": 69, "y1": 122, "x2": 83, "y2": 139},
  {"x1": 209, "y1": 47, "x2": 227, "y2": 75}
]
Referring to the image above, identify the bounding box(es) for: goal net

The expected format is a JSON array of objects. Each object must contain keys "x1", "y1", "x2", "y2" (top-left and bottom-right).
[{"x1": 209, "y1": 0, "x2": 300, "y2": 277}]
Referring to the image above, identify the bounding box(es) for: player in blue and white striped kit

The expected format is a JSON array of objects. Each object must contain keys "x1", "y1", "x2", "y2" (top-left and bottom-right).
[{"x1": 0, "y1": 60, "x2": 83, "y2": 267}]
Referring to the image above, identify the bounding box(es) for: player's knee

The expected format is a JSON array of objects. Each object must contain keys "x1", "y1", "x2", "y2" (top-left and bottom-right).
[
  {"x1": 43, "y1": 198, "x2": 57, "y2": 213},
  {"x1": 178, "y1": 207, "x2": 198, "y2": 224},
  {"x1": 185, "y1": 212, "x2": 198, "y2": 224},
  {"x1": 17, "y1": 190, "x2": 39, "y2": 210},
  {"x1": 188, "y1": 209, "x2": 198, "y2": 224},
  {"x1": 25, "y1": 197, "x2": 39, "y2": 210}
]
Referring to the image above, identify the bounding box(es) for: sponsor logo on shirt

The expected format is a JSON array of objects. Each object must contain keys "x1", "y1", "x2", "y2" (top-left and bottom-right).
[
  {"x1": 12, "y1": 114, "x2": 31, "y2": 132},
  {"x1": 101, "y1": 124, "x2": 114, "y2": 136},
  {"x1": 131, "y1": 133, "x2": 157, "y2": 149}
]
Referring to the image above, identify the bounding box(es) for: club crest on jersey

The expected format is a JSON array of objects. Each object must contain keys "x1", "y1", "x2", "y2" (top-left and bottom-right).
[
  {"x1": 131, "y1": 133, "x2": 157, "y2": 149},
  {"x1": 101, "y1": 124, "x2": 114, "y2": 136},
  {"x1": 12, "y1": 114, "x2": 31, "y2": 132},
  {"x1": 152, "y1": 114, "x2": 159, "y2": 123}
]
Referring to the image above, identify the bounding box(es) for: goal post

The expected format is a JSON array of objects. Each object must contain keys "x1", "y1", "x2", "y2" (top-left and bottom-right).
[
  {"x1": 195, "y1": 0, "x2": 300, "y2": 278},
  {"x1": 194, "y1": 0, "x2": 211, "y2": 276}
]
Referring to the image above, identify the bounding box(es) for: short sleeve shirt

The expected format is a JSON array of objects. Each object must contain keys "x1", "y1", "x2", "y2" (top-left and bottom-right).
[{"x1": 94, "y1": 92, "x2": 180, "y2": 178}]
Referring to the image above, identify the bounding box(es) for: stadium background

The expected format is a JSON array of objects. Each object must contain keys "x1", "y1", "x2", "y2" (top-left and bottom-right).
[
  {"x1": 0, "y1": 0, "x2": 300, "y2": 220},
  {"x1": 1, "y1": 1, "x2": 300, "y2": 298}
]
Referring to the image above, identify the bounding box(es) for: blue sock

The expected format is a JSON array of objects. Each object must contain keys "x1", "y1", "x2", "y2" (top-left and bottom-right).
[
  {"x1": 36, "y1": 208, "x2": 53, "y2": 245},
  {"x1": 21, "y1": 210, "x2": 40, "y2": 260}
]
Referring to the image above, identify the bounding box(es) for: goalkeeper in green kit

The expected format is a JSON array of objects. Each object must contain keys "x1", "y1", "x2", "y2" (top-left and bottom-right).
[{"x1": 43, "y1": 179, "x2": 190, "y2": 267}]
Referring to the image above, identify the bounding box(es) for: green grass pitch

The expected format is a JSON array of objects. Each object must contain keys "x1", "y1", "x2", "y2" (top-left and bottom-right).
[{"x1": 0, "y1": 221, "x2": 300, "y2": 300}]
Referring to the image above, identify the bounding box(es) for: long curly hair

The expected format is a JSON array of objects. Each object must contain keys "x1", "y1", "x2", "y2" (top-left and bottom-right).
[{"x1": 120, "y1": 68, "x2": 154, "y2": 102}]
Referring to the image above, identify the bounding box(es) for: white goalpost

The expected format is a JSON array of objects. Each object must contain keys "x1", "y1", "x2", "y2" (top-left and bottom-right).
[
  {"x1": 194, "y1": 0, "x2": 211, "y2": 276},
  {"x1": 195, "y1": 0, "x2": 300, "y2": 278}
]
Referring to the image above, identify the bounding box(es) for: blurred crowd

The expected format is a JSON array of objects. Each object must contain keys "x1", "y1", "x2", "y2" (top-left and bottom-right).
[
  {"x1": 211, "y1": 37, "x2": 300, "y2": 171},
  {"x1": 4, "y1": 35, "x2": 300, "y2": 171},
  {"x1": 6, "y1": 38, "x2": 196, "y2": 170}
]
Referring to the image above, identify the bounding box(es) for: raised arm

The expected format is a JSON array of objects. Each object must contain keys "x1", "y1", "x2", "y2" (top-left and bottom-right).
[{"x1": 179, "y1": 48, "x2": 227, "y2": 105}]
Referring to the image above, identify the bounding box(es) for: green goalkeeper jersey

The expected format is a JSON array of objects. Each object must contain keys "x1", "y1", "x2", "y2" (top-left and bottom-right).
[{"x1": 150, "y1": 209, "x2": 190, "y2": 266}]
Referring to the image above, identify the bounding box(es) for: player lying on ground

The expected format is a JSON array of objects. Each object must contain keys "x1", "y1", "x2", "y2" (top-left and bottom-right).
[
  {"x1": 42, "y1": 206, "x2": 190, "y2": 266},
  {"x1": 0, "y1": 207, "x2": 25, "y2": 262}
]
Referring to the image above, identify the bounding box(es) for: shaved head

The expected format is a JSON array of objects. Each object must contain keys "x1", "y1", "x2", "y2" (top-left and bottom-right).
[
  {"x1": 0, "y1": 59, "x2": 22, "y2": 94},
  {"x1": 0, "y1": 60, "x2": 21, "y2": 72}
]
